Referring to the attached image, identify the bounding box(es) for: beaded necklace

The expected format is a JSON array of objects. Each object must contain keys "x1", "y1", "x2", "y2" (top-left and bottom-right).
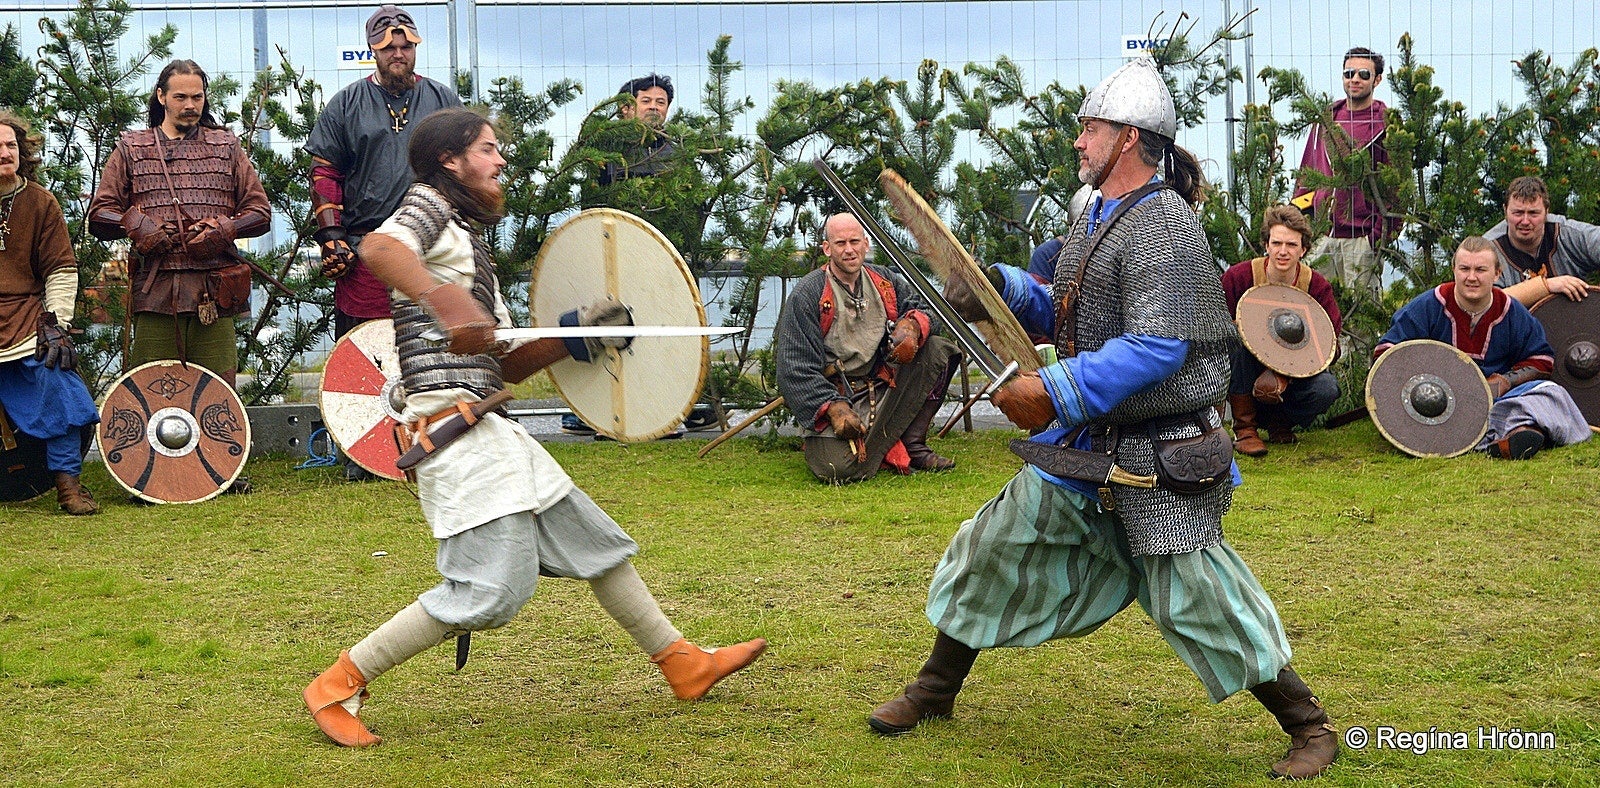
[{"x1": 0, "y1": 177, "x2": 24, "y2": 252}]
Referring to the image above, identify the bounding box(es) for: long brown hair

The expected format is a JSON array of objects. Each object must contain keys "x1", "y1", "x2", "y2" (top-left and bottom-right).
[
  {"x1": 407, "y1": 108, "x2": 504, "y2": 225},
  {"x1": 147, "y1": 59, "x2": 222, "y2": 129},
  {"x1": 0, "y1": 109, "x2": 43, "y2": 182}
]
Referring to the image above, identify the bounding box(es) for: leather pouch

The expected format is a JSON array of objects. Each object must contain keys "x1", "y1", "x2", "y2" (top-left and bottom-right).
[
  {"x1": 206, "y1": 263, "x2": 253, "y2": 312},
  {"x1": 1147, "y1": 412, "x2": 1231, "y2": 494}
]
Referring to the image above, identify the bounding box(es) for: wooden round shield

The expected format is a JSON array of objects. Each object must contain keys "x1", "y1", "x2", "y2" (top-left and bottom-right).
[
  {"x1": 1531, "y1": 289, "x2": 1600, "y2": 426},
  {"x1": 318, "y1": 319, "x2": 405, "y2": 480},
  {"x1": 530, "y1": 209, "x2": 707, "y2": 442},
  {"x1": 97, "y1": 361, "x2": 250, "y2": 503},
  {"x1": 0, "y1": 426, "x2": 95, "y2": 502},
  {"x1": 1236, "y1": 284, "x2": 1338, "y2": 378},
  {"x1": 1364, "y1": 339, "x2": 1491, "y2": 458}
]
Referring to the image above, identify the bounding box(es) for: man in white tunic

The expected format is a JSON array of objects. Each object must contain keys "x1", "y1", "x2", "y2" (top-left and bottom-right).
[{"x1": 302, "y1": 109, "x2": 765, "y2": 748}]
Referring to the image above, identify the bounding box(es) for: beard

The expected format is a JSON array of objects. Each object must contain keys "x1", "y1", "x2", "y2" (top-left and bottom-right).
[{"x1": 468, "y1": 179, "x2": 505, "y2": 221}]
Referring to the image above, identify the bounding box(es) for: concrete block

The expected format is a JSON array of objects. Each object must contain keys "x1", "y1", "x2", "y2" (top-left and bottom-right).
[{"x1": 246, "y1": 403, "x2": 326, "y2": 459}]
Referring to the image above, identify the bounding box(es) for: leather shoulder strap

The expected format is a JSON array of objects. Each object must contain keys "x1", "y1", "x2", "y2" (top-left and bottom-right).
[{"x1": 1056, "y1": 182, "x2": 1172, "y2": 356}]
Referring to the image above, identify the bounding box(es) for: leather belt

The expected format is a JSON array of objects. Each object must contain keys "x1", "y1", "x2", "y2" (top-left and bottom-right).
[{"x1": 394, "y1": 389, "x2": 516, "y2": 471}]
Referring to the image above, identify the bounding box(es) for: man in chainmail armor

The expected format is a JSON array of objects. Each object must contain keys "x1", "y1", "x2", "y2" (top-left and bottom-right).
[{"x1": 867, "y1": 59, "x2": 1339, "y2": 781}]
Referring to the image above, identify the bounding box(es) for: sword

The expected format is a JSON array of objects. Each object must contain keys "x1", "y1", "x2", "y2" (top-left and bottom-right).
[
  {"x1": 811, "y1": 159, "x2": 1019, "y2": 428},
  {"x1": 419, "y1": 325, "x2": 744, "y2": 343}
]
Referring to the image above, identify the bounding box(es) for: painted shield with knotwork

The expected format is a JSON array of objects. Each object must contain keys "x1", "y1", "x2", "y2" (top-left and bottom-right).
[
  {"x1": 1364, "y1": 339, "x2": 1491, "y2": 458},
  {"x1": 318, "y1": 318, "x2": 405, "y2": 480},
  {"x1": 530, "y1": 209, "x2": 708, "y2": 442},
  {"x1": 97, "y1": 361, "x2": 250, "y2": 503},
  {"x1": 1236, "y1": 284, "x2": 1338, "y2": 378},
  {"x1": 1531, "y1": 288, "x2": 1600, "y2": 426}
]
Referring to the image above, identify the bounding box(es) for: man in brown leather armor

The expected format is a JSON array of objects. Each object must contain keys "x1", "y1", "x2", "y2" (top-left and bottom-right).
[{"x1": 88, "y1": 59, "x2": 272, "y2": 387}]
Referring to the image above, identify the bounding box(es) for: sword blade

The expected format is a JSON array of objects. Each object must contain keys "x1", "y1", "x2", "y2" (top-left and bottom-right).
[
  {"x1": 810, "y1": 159, "x2": 1009, "y2": 380},
  {"x1": 419, "y1": 325, "x2": 745, "y2": 343}
]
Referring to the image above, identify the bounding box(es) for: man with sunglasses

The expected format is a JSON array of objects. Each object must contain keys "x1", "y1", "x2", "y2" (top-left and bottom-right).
[
  {"x1": 1292, "y1": 47, "x2": 1399, "y2": 302},
  {"x1": 305, "y1": 4, "x2": 462, "y2": 478}
]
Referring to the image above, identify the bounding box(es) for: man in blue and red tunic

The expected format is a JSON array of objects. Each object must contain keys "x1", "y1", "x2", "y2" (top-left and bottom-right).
[
  {"x1": 1375, "y1": 236, "x2": 1590, "y2": 459},
  {"x1": 774, "y1": 213, "x2": 960, "y2": 482}
]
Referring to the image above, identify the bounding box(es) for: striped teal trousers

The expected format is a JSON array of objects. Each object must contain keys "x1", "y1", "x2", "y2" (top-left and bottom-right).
[{"x1": 926, "y1": 470, "x2": 1291, "y2": 702}]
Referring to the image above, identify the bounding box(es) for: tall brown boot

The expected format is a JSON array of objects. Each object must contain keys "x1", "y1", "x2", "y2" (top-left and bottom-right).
[
  {"x1": 651, "y1": 637, "x2": 767, "y2": 700},
  {"x1": 903, "y1": 398, "x2": 955, "y2": 471},
  {"x1": 1249, "y1": 667, "x2": 1339, "y2": 780},
  {"x1": 869, "y1": 631, "x2": 979, "y2": 735},
  {"x1": 303, "y1": 650, "x2": 381, "y2": 747},
  {"x1": 1229, "y1": 394, "x2": 1269, "y2": 457},
  {"x1": 54, "y1": 473, "x2": 99, "y2": 516}
]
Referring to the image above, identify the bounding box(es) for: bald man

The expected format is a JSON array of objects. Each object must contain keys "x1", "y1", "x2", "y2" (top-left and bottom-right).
[{"x1": 774, "y1": 214, "x2": 961, "y2": 482}]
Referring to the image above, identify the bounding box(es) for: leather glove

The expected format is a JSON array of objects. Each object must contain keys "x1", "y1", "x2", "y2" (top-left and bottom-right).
[
  {"x1": 121, "y1": 207, "x2": 177, "y2": 256},
  {"x1": 34, "y1": 312, "x2": 77, "y2": 371},
  {"x1": 825, "y1": 399, "x2": 867, "y2": 443},
  {"x1": 991, "y1": 372, "x2": 1055, "y2": 431},
  {"x1": 1486, "y1": 373, "x2": 1512, "y2": 399},
  {"x1": 560, "y1": 298, "x2": 635, "y2": 362},
  {"x1": 887, "y1": 316, "x2": 923, "y2": 364},
  {"x1": 314, "y1": 225, "x2": 356, "y2": 279},
  {"x1": 186, "y1": 216, "x2": 238, "y2": 259},
  {"x1": 1251, "y1": 369, "x2": 1289, "y2": 405},
  {"x1": 419, "y1": 282, "x2": 497, "y2": 356}
]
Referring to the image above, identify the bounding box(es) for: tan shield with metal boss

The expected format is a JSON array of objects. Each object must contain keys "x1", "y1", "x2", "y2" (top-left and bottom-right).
[
  {"x1": 530, "y1": 209, "x2": 708, "y2": 442},
  {"x1": 1531, "y1": 288, "x2": 1600, "y2": 427},
  {"x1": 878, "y1": 168, "x2": 1042, "y2": 372},
  {"x1": 319, "y1": 318, "x2": 406, "y2": 480},
  {"x1": 1236, "y1": 284, "x2": 1338, "y2": 378},
  {"x1": 1364, "y1": 339, "x2": 1491, "y2": 458},
  {"x1": 97, "y1": 361, "x2": 250, "y2": 503}
]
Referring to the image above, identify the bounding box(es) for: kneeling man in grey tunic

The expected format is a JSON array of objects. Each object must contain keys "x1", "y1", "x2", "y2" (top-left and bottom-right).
[
  {"x1": 302, "y1": 109, "x2": 765, "y2": 748},
  {"x1": 867, "y1": 59, "x2": 1339, "y2": 780}
]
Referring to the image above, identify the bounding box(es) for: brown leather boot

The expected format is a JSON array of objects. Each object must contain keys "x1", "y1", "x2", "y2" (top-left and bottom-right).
[
  {"x1": 651, "y1": 637, "x2": 767, "y2": 700},
  {"x1": 1488, "y1": 426, "x2": 1545, "y2": 460},
  {"x1": 54, "y1": 473, "x2": 99, "y2": 516},
  {"x1": 1228, "y1": 395, "x2": 1268, "y2": 457},
  {"x1": 903, "y1": 398, "x2": 955, "y2": 472},
  {"x1": 303, "y1": 650, "x2": 381, "y2": 747},
  {"x1": 869, "y1": 631, "x2": 980, "y2": 735},
  {"x1": 1249, "y1": 667, "x2": 1338, "y2": 780}
]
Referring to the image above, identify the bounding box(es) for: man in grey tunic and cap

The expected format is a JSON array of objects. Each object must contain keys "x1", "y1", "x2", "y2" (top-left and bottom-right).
[{"x1": 867, "y1": 59, "x2": 1339, "y2": 780}]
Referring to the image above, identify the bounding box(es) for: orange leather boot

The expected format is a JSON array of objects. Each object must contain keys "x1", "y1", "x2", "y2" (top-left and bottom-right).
[
  {"x1": 303, "y1": 650, "x2": 381, "y2": 747},
  {"x1": 651, "y1": 637, "x2": 767, "y2": 700}
]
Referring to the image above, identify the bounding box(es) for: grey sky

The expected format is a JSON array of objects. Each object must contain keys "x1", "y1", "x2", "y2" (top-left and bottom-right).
[{"x1": 6, "y1": 0, "x2": 1597, "y2": 184}]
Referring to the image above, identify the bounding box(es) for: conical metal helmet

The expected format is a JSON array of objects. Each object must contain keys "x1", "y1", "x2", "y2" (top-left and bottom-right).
[{"x1": 1078, "y1": 57, "x2": 1176, "y2": 139}]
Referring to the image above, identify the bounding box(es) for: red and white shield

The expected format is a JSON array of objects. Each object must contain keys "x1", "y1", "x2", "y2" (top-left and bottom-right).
[{"x1": 318, "y1": 319, "x2": 406, "y2": 480}]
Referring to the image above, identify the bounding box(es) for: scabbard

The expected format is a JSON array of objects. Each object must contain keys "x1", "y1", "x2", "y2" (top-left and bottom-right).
[
  {"x1": 395, "y1": 390, "x2": 516, "y2": 471},
  {"x1": 1008, "y1": 438, "x2": 1156, "y2": 489}
]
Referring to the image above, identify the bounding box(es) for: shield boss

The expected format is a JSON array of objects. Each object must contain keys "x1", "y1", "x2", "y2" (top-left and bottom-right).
[
  {"x1": 1531, "y1": 289, "x2": 1600, "y2": 426},
  {"x1": 1364, "y1": 339, "x2": 1491, "y2": 458},
  {"x1": 97, "y1": 361, "x2": 250, "y2": 503},
  {"x1": 1236, "y1": 285, "x2": 1337, "y2": 377}
]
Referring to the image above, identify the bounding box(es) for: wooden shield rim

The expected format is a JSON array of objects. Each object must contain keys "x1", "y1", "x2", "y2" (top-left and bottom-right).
[
  {"x1": 1363, "y1": 339, "x2": 1491, "y2": 458},
  {"x1": 96, "y1": 360, "x2": 251, "y2": 503},
  {"x1": 529, "y1": 208, "x2": 707, "y2": 442},
  {"x1": 1235, "y1": 284, "x2": 1338, "y2": 377},
  {"x1": 878, "y1": 168, "x2": 1043, "y2": 372},
  {"x1": 318, "y1": 318, "x2": 406, "y2": 480},
  {"x1": 1531, "y1": 288, "x2": 1600, "y2": 426}
]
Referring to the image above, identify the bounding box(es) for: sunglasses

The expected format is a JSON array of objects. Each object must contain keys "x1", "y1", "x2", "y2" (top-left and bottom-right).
[{"x1": 1342, "y1": 68, "x2": 1374, "y2": 80}]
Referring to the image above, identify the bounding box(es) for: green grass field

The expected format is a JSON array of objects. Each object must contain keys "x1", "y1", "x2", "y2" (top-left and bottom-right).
[{"x1": 2, "y1": 422, "x2": 1597, "y2": 786}]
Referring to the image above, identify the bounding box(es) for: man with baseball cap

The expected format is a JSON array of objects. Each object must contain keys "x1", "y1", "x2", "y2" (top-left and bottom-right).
[{"x1": 306, "y1": 3, "x2": 462, "y2": 480}]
